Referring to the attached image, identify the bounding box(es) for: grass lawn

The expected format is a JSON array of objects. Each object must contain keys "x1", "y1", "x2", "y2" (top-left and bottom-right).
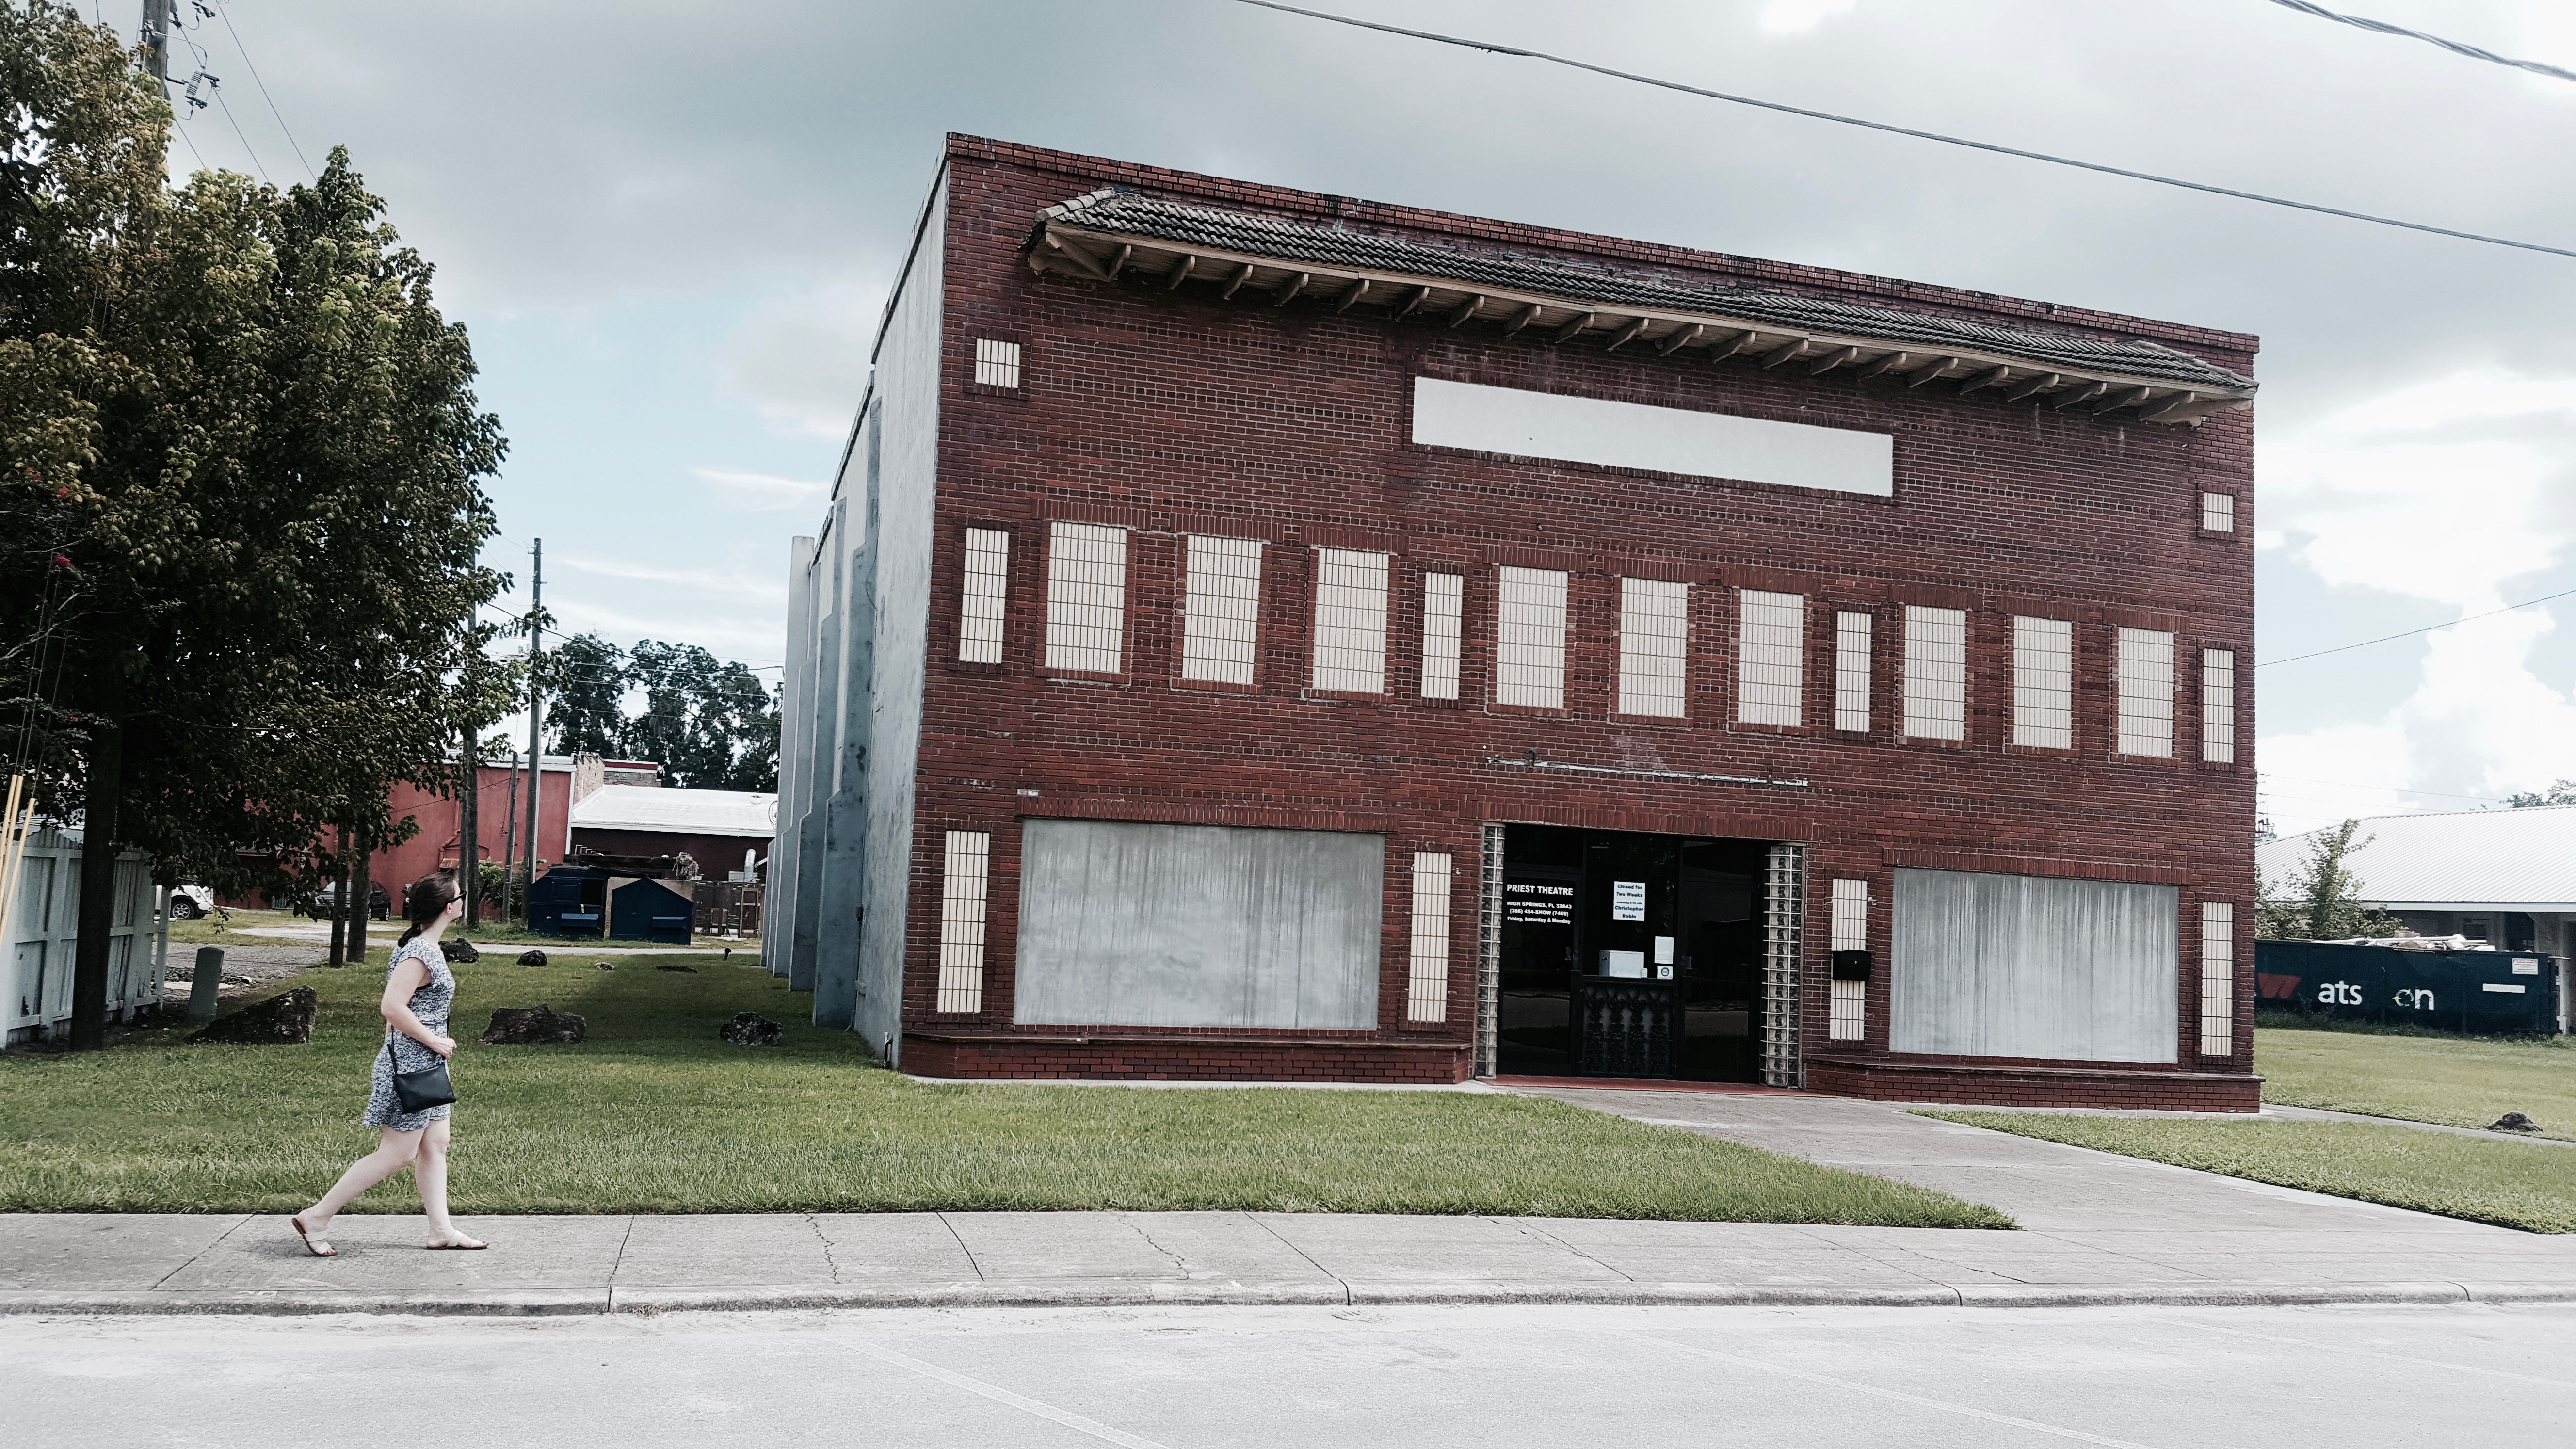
[
  {"x1": 0, "y1": 956, "x2": 2008, "y2": 1227},
  {"x1": 2256, "y1": 1014, "x2": 2576, "y2": 1143},
  {"x1": 1922, "y1": 1111, "x2": 2576, "y2": 1233}
]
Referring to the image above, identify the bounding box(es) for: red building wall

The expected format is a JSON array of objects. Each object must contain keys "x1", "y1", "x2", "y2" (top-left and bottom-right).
[{"x1": 892, "y1": 139, "x2": 2257, "y2": 1106}]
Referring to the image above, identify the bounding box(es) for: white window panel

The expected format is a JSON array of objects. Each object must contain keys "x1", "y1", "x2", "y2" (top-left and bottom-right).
[
  {"x1": 1737, "y1": 590, "x2": 1804, "y2": 726},
  {"x1": 2201, "y1": 492, "x2": 2235, "y2": 532},
  {"x1": 1311, "y1": 548, "x2": 1390, "y2": 693},
  {"x1": 2199, "y1": 900, "x2": 2235, "y2": 1057},
  {"x1": 935, "y1": 831, "x2": 992, "y2": 1014},
  {"x1": 1043, "y1": 522, "x2": 1127, "y2": 673},
  {"x1": 1828, "y1": 878, "x2": 1867, "y2": 1042},
  {"x1": 1180, "y1": 534, "x2": 1264, "y2": 685},
  {"x1": 1901, "y1": 606, "x2": 1967, "y2": 741},
  {"x1": 1833, "y1": 611, "x2": 1872, "y2": 732},
  {"x1": 1494, "y1": 566, "x2": 1567, "y2": 709},
  {"x1": 1617, "y1": 578, "x2": 1690, "y2": 718},
  {"x1": 1420, "y1": 572, "x2": 1464, "y2": 701},
  {"x1": 2202, "y1": 648, "x2": 2237, "y2": 764},
  {"x1": 1407, "y1": 852, "x2": 1453, "y2": 1023},
  {"x1": 958, "y1": 528, "x2": 1010, "y2": 664},
  {"x1": 2011, "y1": 616, "x2": 2073, "y2": 749},
  {"x1": 974, "y1": 338, "x2": 1021, "y2": 389},
  {"x1": 2116, "y1": 628, "x2": 2176, "y2": 758}
]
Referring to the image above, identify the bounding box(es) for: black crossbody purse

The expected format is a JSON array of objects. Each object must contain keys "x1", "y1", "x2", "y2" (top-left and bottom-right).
[{"x1": 386, "y1": 1029, "x2": 456, "y2": 1112}]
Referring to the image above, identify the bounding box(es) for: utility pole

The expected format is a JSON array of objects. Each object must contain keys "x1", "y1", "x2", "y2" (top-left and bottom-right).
[
  {"x1": 459, "y1": 723, "x2": 480, "y2": 927},
  {"x1": 139, "y1": 0, "x2": 173, "y2": 90},
  {"x1": 522, "y1": 540, "x2": 545, "y2": 899}
]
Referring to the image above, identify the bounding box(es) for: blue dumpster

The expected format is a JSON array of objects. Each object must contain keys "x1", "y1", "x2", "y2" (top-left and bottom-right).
[
  {"x1": 526, "y1": 865, "x2": 610, "y2": 938},
  {"x1": 2255, "y1": 940, "x2": 2560, "y2": 1034},
  {"x1": 608, "y1": 877, "x2": 693, "y2": 945}
]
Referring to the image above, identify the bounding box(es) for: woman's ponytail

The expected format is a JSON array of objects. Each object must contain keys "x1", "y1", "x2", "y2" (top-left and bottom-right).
[{"x1": 397, "y1": 870, "x2": 460, "y2": 946}]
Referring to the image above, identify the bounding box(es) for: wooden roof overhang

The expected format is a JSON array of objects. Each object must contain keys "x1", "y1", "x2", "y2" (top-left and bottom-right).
[{"x1": 1031, "y1": 221, "x2": 2254, "y2": 427}]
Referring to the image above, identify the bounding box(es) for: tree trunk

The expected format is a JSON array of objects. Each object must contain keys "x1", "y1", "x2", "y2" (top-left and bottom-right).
[
  {"x1": 460, "y1": 741, "x2": 480, "y2": 926},
  {"x1": 67, "y1": 718, "x2": 122, "y2": 1051},
  {"x1": 348, "y1": 836, "x2": 372, "y2": 963},
  {"x1": 327, "y1": 825, "x2": 349, "y2": 967}
]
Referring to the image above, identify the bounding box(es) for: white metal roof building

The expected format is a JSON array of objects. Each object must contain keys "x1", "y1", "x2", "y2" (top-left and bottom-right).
[
  {"x1": 2258, "y1": 805, "x2": 2576, "y2": 966},
  {"x1": 570, "y1": 786, "x2": 780, "y2": 838}
]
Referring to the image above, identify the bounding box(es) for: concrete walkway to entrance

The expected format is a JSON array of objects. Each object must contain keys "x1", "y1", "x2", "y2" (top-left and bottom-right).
[{"x1": 6, "y1": 1094, "x2": 2573, "y2": 1317}]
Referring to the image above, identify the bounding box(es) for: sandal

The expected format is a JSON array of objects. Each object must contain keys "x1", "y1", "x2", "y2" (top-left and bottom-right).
[{"x1": 290, "y1": 1215, "x2": 338, "y2": 1258}]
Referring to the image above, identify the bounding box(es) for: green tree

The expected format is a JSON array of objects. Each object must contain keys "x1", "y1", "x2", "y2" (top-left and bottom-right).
[
  {"x1": 2507, "y1": 779, "x2": 2575, "y2": 808},
  {"x1": 544, "y1": 633, "x2": 626, "y2": 757},
  {"x1": 2256, "y1": 819, "x2": 2401, "y2": 941}
]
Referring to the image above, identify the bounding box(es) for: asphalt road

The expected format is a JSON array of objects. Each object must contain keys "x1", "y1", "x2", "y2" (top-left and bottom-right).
[{"x1": 9, "y1": 1302, "x2": 2570, "y2": 1447}]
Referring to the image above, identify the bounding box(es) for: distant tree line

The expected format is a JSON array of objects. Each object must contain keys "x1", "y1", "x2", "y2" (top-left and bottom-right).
[{"x1": 540, "y1": 634, "x2": 778, "y2": 792}]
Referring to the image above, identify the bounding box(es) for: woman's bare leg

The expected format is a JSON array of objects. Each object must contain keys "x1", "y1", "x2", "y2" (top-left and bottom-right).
[
  {"x1": 294, "y1": 1128, "x2": 422, "y2": 1245},
  {"x1": 414, "y1": 1117, "x2": 482, "y2": 1247}
]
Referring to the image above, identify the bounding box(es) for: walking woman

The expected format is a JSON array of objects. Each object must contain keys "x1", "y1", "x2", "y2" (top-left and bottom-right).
[{"x1": 290, "y1": 870, "x2": 488, "y2": 1255}]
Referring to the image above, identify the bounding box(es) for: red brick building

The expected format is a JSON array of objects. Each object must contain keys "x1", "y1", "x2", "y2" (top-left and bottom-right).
[{"x1": 767, "y1": 136, "x2": 2259, "y2": 1110}]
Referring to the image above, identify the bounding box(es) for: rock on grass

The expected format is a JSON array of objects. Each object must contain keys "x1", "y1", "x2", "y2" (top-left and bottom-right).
[
  {"x1": 479, "y1": 1005, "x2": 587, "y2": 1045},
  {"x1": 186, "y1": 987, "x2": 317, "y2": 1045}
]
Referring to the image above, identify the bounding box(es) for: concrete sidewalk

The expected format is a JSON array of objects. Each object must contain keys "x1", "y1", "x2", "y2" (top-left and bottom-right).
[{"x1": 7, "y1": 1094, "x2": 2574, "y2": 1317}]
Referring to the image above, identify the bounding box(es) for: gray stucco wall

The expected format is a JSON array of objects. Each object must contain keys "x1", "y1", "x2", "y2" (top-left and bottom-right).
[
  {"x1": 1013, "y1": 820, "x2": 1385, "y2": 1030},
  {"x1": 1887, "y1": 868, "x2": 2178, "y2": 1063}
]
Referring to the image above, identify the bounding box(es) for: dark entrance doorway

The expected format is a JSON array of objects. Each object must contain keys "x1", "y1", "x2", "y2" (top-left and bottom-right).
[{"x1": 1495, "y1": 824, "x2": 1771, "y2": 1081}]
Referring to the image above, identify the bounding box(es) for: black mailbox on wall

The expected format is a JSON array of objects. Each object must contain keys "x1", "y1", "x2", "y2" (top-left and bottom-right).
[{"x1": 1832, "y1": 950, "x2": 1873, "y2": 981}]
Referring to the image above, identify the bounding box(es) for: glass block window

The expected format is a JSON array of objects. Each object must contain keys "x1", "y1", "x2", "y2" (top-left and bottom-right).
[
  {"x1": 1420, "y1": 572, "x2": 1464, "y2": 701},
  {"x1": 1494, "y1": 566, "x2": 1567, "y2": 709},
  {"x1": 2199, "y1": 900, "x2": 2235, "y2": 1057},
  {"x1": 1179, "y1": 535, "x2": 1263, "y2": 685},
  {"x1": 1043, "y1": 522, "x2": 1127, "y2": 673},
  {"x1": 1617, "y1": 578, "x2": 1690, "y2": 718},
  {"x1": 958, "y1": 528, "x2": 1010, "y2": 664},
  {"x1": 2116, "y1": 628, "x2": 2176, "y2": 758},
  {"x1": 973, "y1": 338, "x2": 1021, "y2": 388},
  {"x1": 1737, "y1": 590, "x2": 1804, "y2": 726},
  {"x1": 2201, "y1": 492, "x2": 2235, "y2": 532},
  {"x1": 934, "y1": 830, "x2": 992, "y2": 1014},
  {"x1": 1828, "y1": 877, "x2": 1867, "y2": 1042},
  {"x1": 1901, "y1": 606, "x2": 1967, "y2": 741},
  {"x1": 1833, "y1": 611, "x2": 1872, "y2": 732},
  {"x1": 2202, "y1": 648, "x2": 2237, "y2": 764},
  {"x1": 1311, "y1": 548, "x2": 1390, "y2": 694},
  {"x1": 1406, "y1": 852, "x2": 1453, "y2": 1023},
  {"x1": 2011, "y1": 616, "x2": 2073, "y2": 749}
]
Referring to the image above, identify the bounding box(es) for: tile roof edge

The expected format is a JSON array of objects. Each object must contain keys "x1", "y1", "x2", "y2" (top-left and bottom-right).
[{"x1": 944, "y1": 132, "x2": 2261, "y2": 358}]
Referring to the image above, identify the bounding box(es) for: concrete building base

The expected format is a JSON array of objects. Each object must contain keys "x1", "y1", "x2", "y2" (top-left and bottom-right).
[{"x1": 1806, "y1": 1055, "x2": 2263, "y2": 1111}]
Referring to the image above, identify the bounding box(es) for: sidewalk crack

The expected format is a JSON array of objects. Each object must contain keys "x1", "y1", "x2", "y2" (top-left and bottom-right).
[
  {"x1": 1247, "y1": 1213, "x2": 1352, "y2": 1304},
  {"x1": 807, "y1": 1214, "x2": 844, "y2": 1285},
  {"x1": 602, "y1": 1215, "x2": 638, "y2": 1312},
  {"x1": 1124, "y1": 1216, "x2": 1193, "y2": 1277},
  {"x1": 1512, "y1": 1218, "x2": 1637, "y2": 1283},
  {"x1": 151, "y1": 1214, "x2": 253, "y2": 1291},
  {"x1": 937, "y1": 1213, "x2": 987, "y2": 1282}
]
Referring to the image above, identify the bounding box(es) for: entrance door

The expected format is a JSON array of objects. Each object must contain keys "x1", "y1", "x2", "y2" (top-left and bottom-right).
[{"x1": 1494, "y1": 825, "x2": 1772, "y2": 1082}]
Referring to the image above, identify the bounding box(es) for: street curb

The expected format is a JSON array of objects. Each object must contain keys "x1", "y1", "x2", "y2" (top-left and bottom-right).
[{"x1": 7, "y1": 1280, "x2": 2575, "y2": 1318}]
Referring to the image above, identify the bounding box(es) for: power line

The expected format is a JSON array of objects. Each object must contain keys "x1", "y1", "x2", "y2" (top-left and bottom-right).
[
  {"x1": 2256, "y1": 586, "x2": 2576, "y2": 668},
  {"x1": 1225, "y1": 0, "x2": 2576, "y2": 262},
  {"x1": 212, "y1": 0, "x2": 315, "y2": 180},
  {"x1": 209, "y1": 80, "x2": 269, "y2": 184},
  {"x1": 2261, "y1": 0, "x2": 2576, "y2": 85},
  {"x1": 2256, "y1": 772, "x2": 2507, "y2": 803}
]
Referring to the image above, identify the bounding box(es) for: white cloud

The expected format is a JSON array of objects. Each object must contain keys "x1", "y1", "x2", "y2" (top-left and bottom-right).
[
  {"x1": 553, "y1": 551, "x2": 789, "y2": 606},
  {"x1": 1759, "y1": 0, "x2": 1857, "y2": 34},
  {"x1": 718, "y1": 274, "x2": 886, "y2": 440},
  {"x1": 690, "y1": 466, "x2": 828, "y2": 512}
]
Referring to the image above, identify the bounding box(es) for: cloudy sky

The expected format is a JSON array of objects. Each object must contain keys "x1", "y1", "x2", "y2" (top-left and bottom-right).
[{"x1": 125, "y1": 0, "x2": 2576, "y2": 831}]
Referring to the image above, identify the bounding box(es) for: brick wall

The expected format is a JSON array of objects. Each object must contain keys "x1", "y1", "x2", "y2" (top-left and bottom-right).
[{"x1": 885, "y1": 137, "x2": 2257, "y2": 1103}]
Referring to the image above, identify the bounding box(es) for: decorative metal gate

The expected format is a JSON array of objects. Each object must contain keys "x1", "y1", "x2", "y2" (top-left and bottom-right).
[{"x1": 1574, "y1": 978, "x2": 1680, "y2": 1077}]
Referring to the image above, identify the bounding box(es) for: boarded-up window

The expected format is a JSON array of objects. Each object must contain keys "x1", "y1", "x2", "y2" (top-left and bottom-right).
[
  {"x1": 1044, "y1": 522, "x2": 1127, "y2": 673},
  {"x1": 934, "y1": 831, "x2": 991, "y2": 1014},
  {"x1": 2012, "y1": 616, "x2": 2073, "y2": 749},
  {"x1": 1180, "y1": 535, "x2": 1263, "y2": 685},
  {"x1": 2202, "y1": 648, "x2": 2236, "y2": 764},
  {"x1": 2116, "y1": 628, "x2": 2176, "y2": 757},
  {"x1": 974, "y1": 338, "x2": 1021, "y2": 388},
  {"x1": 1828, "y1": 877, "x2": 1867, "y2": 1042},
  {"x1": 1737, "y1": 590, "x2": 1804, "y2": 726},
  {"x1": 2201, "y1": 492, "x2": 2235, "y2": 532},
  {"x1": 1617, "y1": 578, "x2": 1689, "y2": 718},
  {"x1": 1902, "y1": 606, "x2": 1966, "y2": 740},
  {"x1": 1407, "y1": 852, "x2": 1453, "y2": 1022},
  {"x1": 1311, "y1": 548, "x2": 1390, "y2": 693},
  {"x1": 2200, "y1": 901, "x2": 2236, "y2": 1057},
  {"x1": 958, "y1": 528, "x2": 1010, "y2": 664},
  {"x1": 1888, "y1": 869, "x2": 2179, "y2": 1063},
  {"x1": 1420, "y1": 573, "x2": 1464, "y2": 700},
  {"x1": 1495, "y1": 566, "x2": 1567, "y2": 708},
  {"x1": 1013, "y1": 820, "x2": 1383, "y2": 1030},
  {"x1": 1833, "y1": 611, "x2": 1872, "y2": 732}
]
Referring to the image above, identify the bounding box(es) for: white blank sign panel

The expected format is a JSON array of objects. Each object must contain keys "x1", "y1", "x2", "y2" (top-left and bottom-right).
[{"x1": 1411, "y1": 377, "x2": 1895, "y2": 497}]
